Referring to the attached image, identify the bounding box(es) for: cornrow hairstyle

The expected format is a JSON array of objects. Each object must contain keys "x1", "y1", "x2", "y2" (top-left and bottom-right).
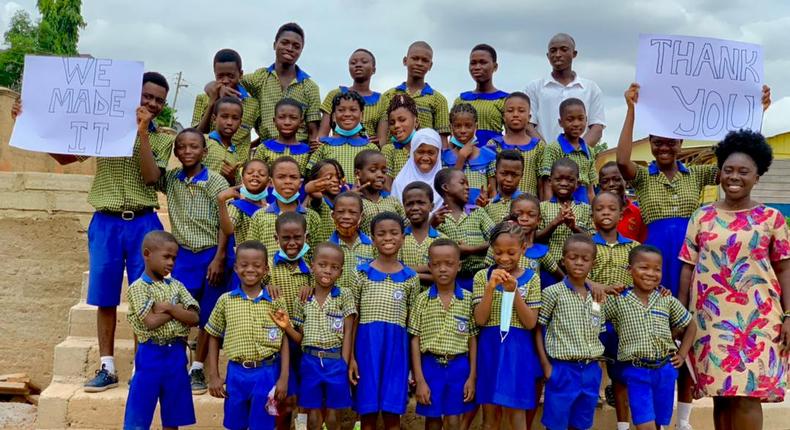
[
  {"x1": 213, "y1": 95, "x2": 243, "y2": 115},
  {"x1": 628, "y1": 244, "x2": 662, "y2": 266},
  {"x1": 275, "y1": 97, "x2": 305, "y2": 115},
  {"x1": 334, "y1": 191, "x2": 364, "y2": 212},
  {"x1": 236, "y1": 240, "x2": 268, "y2": 261},
  {"x1": 496, "y1": 149, "x2": 524, "y2": 171},
  {"x1": 550, "y1": 157, "x2": 580, "y2": 178},
  {"x1": 275, "y1": 211, "x2": 307, "y2": 234},
  {"x1": 275, "y1": 22, "x2": 304, "y2": 42},
  {"x1": 354, "y1": 149, "x2": 385, "y2": 171},
  {"x1": 370, "y1": 211, "x2": 405, "y2": 235},
  {"x1": 433, "y1": 167, "x2": 460, "y2": 198},
  {"x1": 270, "y1": 155, "x2": 301, "y2": 176},
  {"x1": 213, "y1": 48, "x2": 242, "y2": 70},
  {"x1": 714, "y1": 129, "x2": 773, "y2": 176},
  {"x1": 592, "y1": 190, "x2": 624, "y2": 209},
  {"x1": 176, "y1": 127, "x2": 207, "y2": 148},
  {"x1": 387, "y1": 93, "x2": 419, "y2": 119},
  {"x1": 428, "y1": 237, "x2": 461, "y2": 260},
  {"x1": 352, "y1": 48, "x2": 376, "y2": 66},
  {"x1": 559, "y1": 97, "x2": 585, "y2": 117},
  {"x1": 331, "y1": 90, "x2": 366, "y2": 114},
  {"x1": 562, "y1": 233, "x2": 596, "y2": 258},
  {"x1": 143, "y1": 71, "x2": 169, "y2": 92},
  {"x1": 313, "y1": 242, "x2": 345, "y2": 263},
  {"x1": 471, "y1": 43, "x2": 497, "y2": 62},
  {"x1": 489, "y1": 220, "x2": 526, "y2": 247},
  {"x1": 242, "y1": 158, "x2": 269, "y2": 175},
  {"x1": 505, "y1": 91, "x2": 531, "y2": 105},
  {"x1": 307, "y1": 159, "x2": 346, "y2": 211},
  {"x1": 141, "y1": 230, "x2": 177, "y2": 252},
  {"x1": 450, "y1": 102, "x2": 478, "y2": 124},
  {"x1": 403, "y1": 181, "x2": 434, "y2": 203},
  {"x1": 508, "y1": 193, "x2": 541, "y2": 216}
]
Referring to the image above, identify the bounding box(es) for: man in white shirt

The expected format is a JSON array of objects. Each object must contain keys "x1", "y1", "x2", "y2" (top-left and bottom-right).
[{"x1": 525, "y1": 33, "x2": 606, "y2": 146}]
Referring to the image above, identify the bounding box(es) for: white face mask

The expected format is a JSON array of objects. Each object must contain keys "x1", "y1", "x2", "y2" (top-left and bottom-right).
[{"x1": 500, "y1": 290, "x2": 515, "y2": 342}]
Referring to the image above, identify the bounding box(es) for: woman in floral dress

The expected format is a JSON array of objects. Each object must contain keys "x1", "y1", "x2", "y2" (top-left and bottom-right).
[{"x1": 679, "y1": 130, "x2": 790, "y2": 430}]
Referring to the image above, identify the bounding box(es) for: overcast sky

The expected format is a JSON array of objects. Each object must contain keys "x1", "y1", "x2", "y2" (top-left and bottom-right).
[{"x1": 3, "y1": 0, "x2": 790, "y2": 144}]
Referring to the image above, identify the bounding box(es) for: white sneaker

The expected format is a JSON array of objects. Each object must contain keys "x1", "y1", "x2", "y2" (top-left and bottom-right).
[{"x1": 676, "y1": 421, "x2": 693, "y2": 430}]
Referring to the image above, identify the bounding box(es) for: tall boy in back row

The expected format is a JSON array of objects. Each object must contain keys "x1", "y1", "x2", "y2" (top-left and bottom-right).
[{"x1": 11, "y1": 72, "x2": 174, "y2": 392}]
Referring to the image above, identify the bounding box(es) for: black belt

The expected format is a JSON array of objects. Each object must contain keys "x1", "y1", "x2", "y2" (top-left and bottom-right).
[
  {"x1": 554, "y1": 357, "x2": 607, "y2": 366},
  {"x1": 144, "y1": 337, "x2": 186, "y2": 347},
  {"x1": 631, "y1": 355, "x2": 673, "y2": 369},
  {"x1": 304, "y1": 347, "x2": 342, "y2": 359},
  {"x1": 232, "y1": 354, "x2": 279, "y2": 368},
  {"x1": 100, "y1": 208, "x2": 154, "y2": 221},
  {"x1": 426, "y1": 352, "x2": 467, "y2": 365}
]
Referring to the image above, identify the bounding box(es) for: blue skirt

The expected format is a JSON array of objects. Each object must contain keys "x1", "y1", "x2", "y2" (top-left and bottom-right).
[
  {"x1": 476, "y1": 326, "x2": 540, "y2": 410},
  {"x1": 354, "y1": 322, "x2": 409, "y2": 415},
  {"x1": 644, "y1": 217, "x2": 689, "y2": 297}
]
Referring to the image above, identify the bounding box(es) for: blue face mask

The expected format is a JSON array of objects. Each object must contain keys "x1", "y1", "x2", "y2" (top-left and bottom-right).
[
  {"x1": 240, "y1": 186, "x2": 268, "y2": 202},
  {"x1": 334, "y1": 123, "x2": 363, "y2": 137},
  {"x1": 272, "y1": 189, "x2": 300, "y2": 204},
  {"x1": 450, "y1": 136, "x2": 465, "y2": 148},
  {"x1": 390, "y1": 129, "x2": 416, "y2": 146},
  {"x1": 500, "y1": 290, "x2": 515, "y2": 342},
  {"x1": 277, "y1": 243, "x2": 310, "y2": 262}
]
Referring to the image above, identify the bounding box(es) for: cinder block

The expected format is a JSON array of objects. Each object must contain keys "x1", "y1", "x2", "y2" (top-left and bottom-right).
[
  {"x1": 0, "y1": 190, "x2": 50, "y2": 211},
  {"x1": 68, "y1": 303, "x2": 134, "y2": 340},
  {"x1": 51, "y1": 191, "x2": 93, "y2": 213},
  {"x1": 35, "y1": 381, "x2": 79, "y2": 430},
  {"x1": 23, "y1": 172, "x2": 93, "y2": 192}
]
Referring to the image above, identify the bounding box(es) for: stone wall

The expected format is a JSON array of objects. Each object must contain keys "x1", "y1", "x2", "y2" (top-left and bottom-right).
[{"x1": 0, "y1": 172, "x2": 93, "y2": 389}]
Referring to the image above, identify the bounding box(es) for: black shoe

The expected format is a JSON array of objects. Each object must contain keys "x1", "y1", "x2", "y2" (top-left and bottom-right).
[
  {"x1": 190, "y1": 368, "x2": 207, "y2": 395},
  {"x1": 604, "y1": 383, "x2": 616, "y2": 407}
]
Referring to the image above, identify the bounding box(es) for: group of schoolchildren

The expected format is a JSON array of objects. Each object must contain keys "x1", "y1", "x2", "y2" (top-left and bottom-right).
[{"x1": 13, "y1": 21, "x2": 766, "y2": 430}]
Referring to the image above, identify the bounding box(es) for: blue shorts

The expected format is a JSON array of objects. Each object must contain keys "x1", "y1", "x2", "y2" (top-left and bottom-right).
[
  {"x1": 573, "y1": 184, "x2": 590, "y2": 204},
  {"x1": 123, "y1": 340, "x2": 194, "y2": 430},
  {"x1": 287, "y1": 338, "x2": 301, "y2": 396},
  {"x1": 298, "y1": 349, "x2": 351, "y2": 409},
  {"x1": 645, "y1": 217, "x2": 689, "y2": 297},
  {"x1": 224, "y1": 359, "x2": 281, "y2": 430},
  {"x1": 600, "y1": 323, "x2": 624, "y2": 382},
  {"x1": 476, "y1": 326, "x2": 541, "y2": 410},
  {"x1": 171, "y1": 246, "x2": 230, "y2": 327},
  {"x1": 416, "y1": 354, "x2": 474, "y2": 418},
  {"x1": 541, "y1": 360, "x2": 602, "y2": 430},
  {"x1": 622, "y1": 362, "x2": 678, "y2": 426},
  {"x1": 354, "y1": 322, "x2": 409, "y2": 415},
  {"x1": 87, "y1": 210, "x2": 163, "y2": 307}
]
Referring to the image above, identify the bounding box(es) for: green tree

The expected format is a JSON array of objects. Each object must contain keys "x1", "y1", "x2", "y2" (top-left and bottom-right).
[
  {"x1": 155, "y1": 104, "x2": 177, "y2": 128},
  {"x1": 36, "y1": 0, "x2": 86, "y2": 55},
  {"x1": 0, "y1": 10, "x2": 41, "y2": 89}
]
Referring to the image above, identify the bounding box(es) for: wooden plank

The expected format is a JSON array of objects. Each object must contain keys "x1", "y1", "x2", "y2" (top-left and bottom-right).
[
  {"x1": 0, "y1": 381, "x2": 29, "y2": 395},
  {"x1": 0, "y1": 373, "x2": 27, "y2": 381}
]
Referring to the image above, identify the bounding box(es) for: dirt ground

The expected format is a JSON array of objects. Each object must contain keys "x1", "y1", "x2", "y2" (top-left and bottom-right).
[{"x1": 0, "y1": 403, "x2": 35, "y2": 430}]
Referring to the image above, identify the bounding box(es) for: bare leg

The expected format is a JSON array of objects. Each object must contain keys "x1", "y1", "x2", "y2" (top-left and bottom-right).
[
  {"x1": 525, "y1": 380, "x2": 543, "y2": 430},
  {"x1": 504, "y1": 407, "x2": 527, "y2": 430},
  {"x1": 307, "y1": 409, "x2": 324, "y2": 430},
  {"x1": 97, "y1": 306, "x2": 117, "y2": 357},
  {"x1": 677, "y1": 366, "x2": 694, "y2": 403},
  {"x1": 730, "y1": 397, "x2": 762, "y2": 430},
  {"x1": 461, "y1": 406, "x2": 478, "y2": 430},
  {"x1": 444, "y1": 414, "x2": 462, "y2": 430},
  {"x1": 614, "y1": 381, "x2": 630, "y2": 422},
  {"x1": 194, "y1": 329, "x2": 209, "y2": 363},
  {"x1": 713, "y1": 397, "x2": 731, "y2": 430},
  {"x1": 382, "y1": 412, "x2": 400, "y2": 430},
  {"x1": 480, "y1": 405, "x2": 501, "y2": 430},
  {"x1": 360, "y1": 413, "x2": 377, "y2": 430},
  {"x1": 425, "y1": 417, "x2": 443, "y2": 430},
  {"x1": 323, "y1": 409, "x2": 339, "y2": 430}
]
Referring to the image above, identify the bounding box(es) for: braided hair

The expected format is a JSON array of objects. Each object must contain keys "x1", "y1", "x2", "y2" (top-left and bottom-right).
[
  {"x1": 489, "y1": 220, "x2": 526, "y2": 247},
  {"x1": 330, "y1": 91, "x2": 366, "y2": 135},
  {"x1": 387, "y1": 93, "x2": 418, "y2": 119},
  {"x1": 450, "y1": 102, "x2": 478, "y2": 124}
]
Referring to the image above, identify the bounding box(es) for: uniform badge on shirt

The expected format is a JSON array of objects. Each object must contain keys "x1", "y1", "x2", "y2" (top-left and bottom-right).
[
  {"x1": 590, "y1": 302, "x2": 602, "y2": 327},
  {"x1": 331, "y1": 316, "x2": 344, "y2": 332},
  {"x1": 268, "y1": 328, "x2": 279, "y2": 341},
  {"x1": 456, "y1": 318, "x2": 468, "y2": 333},
  {"x1": 393, "y1": 289, "x2": 404, "y2": 301}
]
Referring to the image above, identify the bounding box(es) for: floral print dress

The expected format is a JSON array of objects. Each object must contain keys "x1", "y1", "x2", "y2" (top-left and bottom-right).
[{"x1": 679, "y1": 204, "x2": 790, "y2": 401}]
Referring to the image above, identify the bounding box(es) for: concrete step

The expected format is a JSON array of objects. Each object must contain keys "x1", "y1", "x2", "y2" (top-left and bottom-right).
[
  {"x1": 52, "y1": 336, "x2": 229, "y2": 382},
  {"x1": 68, "y1": 302, "x2": 134, "y2": 340}
]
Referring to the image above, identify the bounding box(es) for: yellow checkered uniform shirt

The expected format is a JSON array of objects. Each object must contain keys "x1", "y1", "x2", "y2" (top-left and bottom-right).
[
  {"x1": 453, "y1": 91, "x2": 507, "y2": 142},
  {"x1": 252, "y1": 139, "x2": 312, "y2": 176},
  {"x1": 241, "y1": 65, "x2": 321, "y2": 142},
  {"x1": 437, "y1": 206, "x2": 495, "y2": 274},
  {"x1": 484, "y1": 192, "x2": 523, "y2": 224},
  {"x1": 268, "y1": 254, "x2": 313, "y2": 318},
  {"x1": 292, "y1": 286, "x2": 357, "y2": 350},
  {"x1": 190, "y1": 87, "x2": 260, "y2": 163},
  {"x1": 539, "y1": 200, "x2": 592, "y2": 265},
  {"x1": 398, "y1": 227, "x2": 446, "y2": 271},
  {"x1": 540, "y1": 136, "x2": 598, "y2": 187},
  {"x1": 321, "y1": 87, "x2": 386, "y2": 138},
  {"x1": 488, "y1": 137, "x2": 545, "y2": 196},
  {"x1": 227, "y1": 199, "x2": 266, "y2": 244},
  {"x1": 247, "y1": 204, "x2": 321, "y2": 259},
  {"x1": 328, "y1": 231, "x2": 376, "y2": 290},
  {"x1": 484, "y1": 243, "x2": 559, "y2": 276},
  {"x1": 204, "y1": 132, "x2": 241, "y2": 183},
  {"x1": 382, "y1": 83, "x2": 450, "y2": 134},
  {"x1": 603, "y1": 289, "x2": 692, "y2": 361},
  {"x1": 539, "y1": 279, "x2": 607, "y2": 360},
  {"x1": 471, "y1": 267, "x2": 541, "y2": 329},
  {"x1": 360, "y1": 193, "x2": 405, "y2": 236},
  {"x1": 157, "y1": 167, "x2": 229, "y2": 251},
  {"x1": 589, "y1": 233, "x2": 640, "y2": 287},
  {"x1": 381, "y1": 143, "x2": 411, "y2": 179},
  {"x1": 352, "y1": 262, "x2": 420, "y2": 327},
  {"x1": 308, "y1": 136, "x2": 379, "y2": 185},
  {"x1": 206, "y1": 288, "x2": 287, "y2": 361},
  {"x1": 408, "y1": 285, "x2": 477, "y2": 355},
  {"x1": 127, "y1": 274, "x2": 199, "y2": 343},
  {"x1": 631, "y1": 162, "x2": 718, "y2": 225},
  {"x1": 86, "y1": 125, "x2": 173, "y2": 211}
]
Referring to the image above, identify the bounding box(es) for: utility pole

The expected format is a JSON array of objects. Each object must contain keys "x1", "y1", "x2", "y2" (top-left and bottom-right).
[{"x1": 170, "y1": 71, "x2": 189, "y2": 127}]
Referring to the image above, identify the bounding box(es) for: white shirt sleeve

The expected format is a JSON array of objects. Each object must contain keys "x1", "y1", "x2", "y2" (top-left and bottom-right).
[
  {"x1": 586, "y1": 80, "x2": 606, "y2": 128},
  {"x1": 524, "y1": 79, "x2": 541, "y2": 125}
]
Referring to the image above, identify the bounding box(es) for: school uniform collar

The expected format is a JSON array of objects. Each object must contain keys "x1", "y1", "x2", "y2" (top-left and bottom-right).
[
  {"x1": 493, "y1": 136, "x2": 540, "y2": 152},
  {"x1": 462, "y1": 204, "x2": 478, "y2": 215},
  {"x1": 591, "y1": 232, "x2": 633, "y2": 246},
  {"x1": 427, "y1": 284, "x2": 465, "y2": 300},
  {"x1": 441, "y1": 146, "x2": 496, "y2": 169},
  {"x1": 266, "y1": 63, "x2": 311, "y2": 83},
  {"x1": 323, "y1": 197, "x2": 334, "y2": 209},
  {"x1": 492, "y1": 190, "x2": 523, "y2": 203},
  {"x1": 544, "y1": 74, "x2": 585, "y2": 89},
  {"x1": 329, "y1": 230, "x2": 373, "y2": 246},
  {"x1": 459, "y1": 90, "x2": 509, "y2": 101},
  {"x1": 357, "y1": 261, "x2": 417, "y2": 282},
  {"x1": 308, "y1": 286, "x2": 342, "y2": 301},
  {"x1": 395, "y1": 82, "x2": 434, "y2": 96},
  {"x1": 404, "y1": 226, "x2": 440, "y2": 238},
  {"x1": 229, "y1": 287, "x2": 272, "y2": 302},
  {"x1": 524, "y1": 243, "x2": 550, "y2": 259},
  {"x1": 562, "y1": 276, "x2": 592, "y2": 292},
  {"x1": 140, "y1": 272, "x2": 171, "y2": 285},
  {"x1": 339, "y1": 86, "x2": 381, "y2": 105},
  {"x1": 558, "y1": 134, "x2": 590, "y2": 158},
  {"x1": 548, "y1": 196, "x2": 581, "y2": 204},
  {"x1": 486, "y1": 266, "x2": 536, "y2": 292},
  {"x1": 272, "y1": 252, "x2": 311, "y2": 273},
  {"x1": 265, "y1": 201, "x2": 307, "y2": 215},
  {"x1": 175, "y1": 166, "x2": 209, "y2": 183},
  {"x1": 230, "y1": 198, "x2": 264, "y2": 217},
  {"x1": 320, "y1": 135, "x2": 369, "y2": 147},
  {"x1": 208, "y1": 131, "x2": 237, "y2": 153},
  {"x1": 620, "y1": 287, "x2": 660, "y2": 306},
  {"x1": 236, "y1": 84, "x2": 250, "y2": 100},
  {"x1": 262, "y1": 139, "x2": 311, "y2": 155},
  {"x1": 147, "y1": 121, "x2": 158, "y2": 133},
  {"x1": 648, "y1": 161, "x2": 690, "y2": 175}
]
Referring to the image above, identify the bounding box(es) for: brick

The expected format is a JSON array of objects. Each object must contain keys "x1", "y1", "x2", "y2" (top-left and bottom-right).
[{"x1": 22, "y1": 172, "x2": 93, "y2": 192}]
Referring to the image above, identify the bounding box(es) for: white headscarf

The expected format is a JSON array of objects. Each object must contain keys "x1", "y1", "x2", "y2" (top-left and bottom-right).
[{"x1": 391, "y1": 128, "x2": 444, "y2": 209}]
